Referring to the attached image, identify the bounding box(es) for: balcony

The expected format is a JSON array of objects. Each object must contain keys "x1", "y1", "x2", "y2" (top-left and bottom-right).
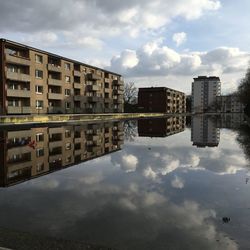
[
  {"x1": 7, "y1": 106, "x2": 31, "y2": 114},
  {"x1": 48, "y1": 93, "x2": 63, "y2": 100},
  {"x1": 113, "y1": 79, "x2": 123, "y2": 86},
  {"x1": 48, "y1": 78, "x2": 62, "y2": 86},
  {"x1": 86, "y1": 85, "x2": 100, "y2": 92},
  {"x1": 49, "y1": 140, "x2": 62, "y2": 148},
  {"x1": 88, "y1": 96, "x2": 99, "y2": 103},
  {"x1": 105, "y1": 98, "x2": 112, "y2": 103},
  {"x1": 48, "y1": 64, "x2": 61, "y2": 72},
  {"x1": 74, "y1": 95, "x2": 82, "y2": 101},
  {"x1": 113, "y1": 98, "x2": 123, "y2": 104},
  {"x1": 88, "y1": 73, "x2": 102, "y2": 80},
  {"x1": 113, "y1": 89, "x2": 123, "y2": 95},
  {"x1": 6, "y1": 71, "x2": 30, "y2": 82},
  {"x1": 7, "y1": 89, "x2": 31, "y2": 98},
  {"x1": 5, "y1": 54, "x2": 31, "y2": 66},
  {"x1": 74, "y1": 70, "x2": 81, "y2": 77},
  {"x1": 74, "y1": 83, "x2": 82, "y2": 89}
]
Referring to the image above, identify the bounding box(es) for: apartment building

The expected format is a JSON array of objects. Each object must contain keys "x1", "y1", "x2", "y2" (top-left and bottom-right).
[
  {"x1": 0, "y1": 39, "x2": 124, "y2": 115},
  {"x1": 138, "y1": 87, "x2": 186, "y2": 113},
  {"x1": 138, "y1": 116, "x2": 186, "y2": 137},
  {"x1": 217, "y1": 113, "x2": 245, "y2": 129},
  {"x1": 0, "y1": 121, "x2": 124, "y2": 187},
  {"x1": 216, "y1": 95, "x2": 244, "y2": 113},
  {"x1": 192, "y1": 76, "x2": 221, "y2": 113},
  {"x1": 191, "y1": 116, "x2": 220, "y2": 147}
]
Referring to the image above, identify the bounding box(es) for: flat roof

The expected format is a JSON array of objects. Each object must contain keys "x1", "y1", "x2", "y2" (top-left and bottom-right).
[
  {"x1": 0, "y1": 38, "x2": 121, "y2": 76},
  {"x1": 193, "y1": 76, "x2": 220, "y2": 81},
  {"x1": 138, "y1": 87, "x2": 185, "y2": 94}
]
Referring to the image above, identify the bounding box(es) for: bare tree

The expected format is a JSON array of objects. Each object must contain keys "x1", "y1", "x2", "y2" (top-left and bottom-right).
[{"x1": 124, "y1": 82, "x2": 137, "y2": 104}]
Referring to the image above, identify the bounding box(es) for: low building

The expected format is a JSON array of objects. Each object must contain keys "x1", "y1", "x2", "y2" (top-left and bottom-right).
[
  {"x1": 216, "y1": 95, "x2": 244, "y2": 113},
  {"x1": 0, "y1": 38, "x2": 124, "y2": 115},
  {"x1": 0, "y1": 121, "x2": 124, "y2": 187},
  {"x1": 192, "y1": 76, "x2": 221, "y2": 113},
  {"x1": 138, "y1": 87, "x2": 186, "y2": 113}
]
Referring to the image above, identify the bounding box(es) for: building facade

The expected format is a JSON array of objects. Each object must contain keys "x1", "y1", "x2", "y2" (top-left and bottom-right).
[
  {"x1": 192, "y1": 76, "x2": 221, "y2": 113},
  {"x1": 138, "y1": 87, "x2": 186, "y2": 113},
  {"x1": 216, "y1": 95, "x2": 244, "y2": 113},
  {"x1": 0, "y1": 39, "x2": 124, "y2": 115},
  {"x1": 0, "y1": 121, "x2": 124, "y2": 187}
]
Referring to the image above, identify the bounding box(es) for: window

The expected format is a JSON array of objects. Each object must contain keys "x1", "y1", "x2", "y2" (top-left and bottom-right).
[
  {"x1": 35, "y1": 54, "x2": 43, "y2": 63},
  {"x1": 36, "y1": 133, "x2": 44, "y2": 142},
  {"x1": 36, "y1": 163, "x2": 44, "y2": 172},
  {"x1": 8, "y1": 82, "x2": 18, "y2": 90},
  {"x1": 35, "y1": 85, "x2": 43, "y2": 94},
  {"x1": 65, "y1": 102, "x2": 71, "y2": 109},
  {"x1": 36, "y1": 148, "x2": 44, "y2": 157},
  {"x1": 65, "y1": 76, "x2": 70, "y2": 83},
  {"x1": 35, "y1": 70, "x2": 43, "y2": 79},
  {"x1": 65, "y1": 143, "x2": 71, "y2": 150},
  {"x1": 65, "y1": 130, "x2": 71, "y2": 138},
  {"x1": 65, "y1": 89, "x2": 70, "y2": 96},
  {"x1": 36, "y1": 100, "x2": 43, "y2": 109},
  {"x1": 8, "y1": 65, "x2": 18, "y2": 73},
  {"x1": 65, "y1": 63, "x2": 70, "y2": 70},
  {"x1": 8, "y1": 99, "x2": 19, "y2": 107}
]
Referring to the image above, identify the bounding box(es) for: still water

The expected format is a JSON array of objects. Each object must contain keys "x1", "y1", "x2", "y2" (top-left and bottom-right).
[{"x1": 0, "y1": 114, "x2": 250, "y2": 250}]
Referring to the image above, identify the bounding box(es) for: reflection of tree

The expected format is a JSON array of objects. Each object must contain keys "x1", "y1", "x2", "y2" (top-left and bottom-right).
[
  {"x1": 124, "y1": 120, "x2": 137, "y2": 141},
  {"x1": 236, "y1": 124, "x2": 250, "y2": 161}
]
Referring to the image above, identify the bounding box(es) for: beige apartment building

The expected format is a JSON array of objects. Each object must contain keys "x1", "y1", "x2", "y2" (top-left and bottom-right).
[
  {"x1": 0, "y1": 39, "x2": 124, "y2": 115},
  {"x1": 138, "y1": 87, "x2": 186, "y2": 113},
  {"x1": 0, "y1": 121, "x2": 124, "y2": 187}
]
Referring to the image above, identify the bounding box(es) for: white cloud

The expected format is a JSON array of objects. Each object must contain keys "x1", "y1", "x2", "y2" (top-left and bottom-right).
[
  {"x1": 173, "y1": 32, "x2": 187, "y2": 46},
  {"x1": 171, "y1": 175, "x2": 185, "y2": 189},
  {"x1": 121, "y1": 154, "x2": 138, "y2": 173}
]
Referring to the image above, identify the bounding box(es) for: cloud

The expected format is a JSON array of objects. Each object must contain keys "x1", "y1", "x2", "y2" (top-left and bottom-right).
[
  {"x1": 173, "y1": 32, "x2": 187, "y2": 46},
  {"x1": 109, "y1": 40, "x2": 250, "y2": 78},
  {"x1": 171, "y1": 175, "x2": 185, "y2": 188},
  {"x1": 121, "y1": 154, "x2": 138, "y2": 172}
]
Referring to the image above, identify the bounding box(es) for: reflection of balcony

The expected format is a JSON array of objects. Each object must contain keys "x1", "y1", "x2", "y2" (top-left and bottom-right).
[
  {"x1": 5, "y1": 54, "x2": 31, "y2": 66},
  {"x1": 74, "y1": 95, "x2": 82, "y2": 101},
  {"x1": 113, "y1": 89, "x2": 123, "y2": 95},
  {"x1": 7, "y1": 89, "x2": 31, "y2": 98},
  {"x1": 7, "y1": 106, "x2": 31, "y2": 114},
  {"x1": 48, "y1": 78, "x2": 62, "y2": 86},
  {"x1": 6, "y1": 71, "x2": 30, "y2": 82},
  {"x1": 8, "y1": 146, "x2": 32, "y2": 155},
  {"x1": 48, "y1": 64, "x2": 61, "y2": 72},
  {"x1": 48, "y1": 92, "x2": 63, "y2": 100},
  {"x1": 74, "y1": 70, "x2": 81, "y2": 77},
  {"x1": 48, "y1": 107, "x2": 63, "y2": 114},
  {"x1": 88, "y1": 96, "x2": 99, "y2": 103},
  {"x1": 113, "y1": 98, "x2": 123, "y2": 104},
  {"x1": 74, "y1": 83, "x2": 82, "y2": 89},
  {"x1": 49, "y1": 141, "x2": 62, "y2": 148},
  {"x1": 113, "y1": 79, "x2": 123, "y2": 86},
  {"x1": 105, "y1": 98, "x2": 112, "y2": 103}
]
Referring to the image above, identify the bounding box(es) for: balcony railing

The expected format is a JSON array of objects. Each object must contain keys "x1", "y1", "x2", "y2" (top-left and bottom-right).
[
  {"x1": 7, "y1": 89, "x2": 31, "y2": 98},
  {"x1": 48, "y1": 78, "x2": 62, "y2": 86},
  {"x1": 73, "y1": 70, "x2": 81, "y2": 77},
  {"x1": 88, "y1": 73, "x2": 102, "y2": 80},
  {"x1": 86, "y1": 85, "x2": 100, "y2": 92},
  {"x1": 48, "y1": 92, "x2": 63, "y2": 100},
  {"x1": 5, "y1": 54, "x2": 31, "y2": 66},
  {"x1": 88, "y1": 96, "x2": 99, "y2": 103},
  {"x1": 7, "y1": 106, "x2": 31, "y2": 114},
  {"x1": 48, "y1": 64, "x2": 61, "y2": 72},
  {"x1": 6, "y1": 71, "x2": 30, "y2": 82}
]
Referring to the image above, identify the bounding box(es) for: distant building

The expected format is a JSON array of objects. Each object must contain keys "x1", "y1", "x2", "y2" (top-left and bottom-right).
[
  {"x1": 138, "y1": 117, "x2": 185, "y2": 137},
  {"x1": 192, "y1": 76, "x2": 221, "y2": 113},
  {"x1": 138, "y1": 87, "x2": 186, "y2": 113},
  {"x1": 216, "y1": 95, "x2": 244, "y2": 113},
  {"x1": 0, "y1": 38, "x2": 124, "y2": 115},
  {"x1": 191, "y1": 116, "x2": 220, "y2": 147}
]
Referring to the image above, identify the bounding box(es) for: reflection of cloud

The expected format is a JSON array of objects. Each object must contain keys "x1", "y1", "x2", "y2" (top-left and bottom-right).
[
  {"x1": 171, "y1": 175, "x2": 185, "y2": 189},
  {"x1": 161, "y1": 159, "x2": 180, "y2": 175},
  {"x1": 121, "y1": 154, "x2": 138, "y2": 172},
  {"x1": 79, "y1": 172, "x2": 104, "y2": 185},
  {"x1": 143, "y1": 166, "x2": 158, "y2": 180}
]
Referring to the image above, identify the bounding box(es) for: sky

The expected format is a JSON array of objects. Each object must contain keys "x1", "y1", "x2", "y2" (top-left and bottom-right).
[{"x1": 0, "y1": 0, "x2": 250, "y2": 94}]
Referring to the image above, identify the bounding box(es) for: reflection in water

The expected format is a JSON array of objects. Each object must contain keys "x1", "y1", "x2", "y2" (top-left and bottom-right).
[
  {"x1": 0, "y1": 121, "x2": 124, "y2": 187},
  {"x1": 191, "y1": 116, "x2": 220, "y2": 147},
  {"x1": 138, "y1": 116, "x2": 185, "y2": 137}
]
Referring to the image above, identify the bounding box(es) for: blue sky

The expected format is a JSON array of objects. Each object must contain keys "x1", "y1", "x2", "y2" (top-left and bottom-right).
[{"x1": 0, "y1": 0, "x2": 249, "y2": 93}]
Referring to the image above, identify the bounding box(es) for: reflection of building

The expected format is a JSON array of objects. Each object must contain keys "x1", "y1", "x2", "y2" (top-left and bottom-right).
[
  {"x1": 0, "y1": 121, "x2": 124, "y2": 187},
  {"x1": 216, "y1": 95, "x2": 244, "y2": 113},
  {"x1": 191, "y1": 116, "x2": 220, "y2": 147},
  {"x1": 0, "y1": 39, "x2": 123, "y2": 115},
  {"x1": 192, "y1": 76, "x2": 221, "y2": 113},
  {"x1": 138, "y1": 117, "x2": 185, "y2": 137},
  {"x1": 217, "y1": 113, "x2": 245, "y2": 129},
  {"x1": 138, "y1": 87, "x2": 186, "y2": 113}
]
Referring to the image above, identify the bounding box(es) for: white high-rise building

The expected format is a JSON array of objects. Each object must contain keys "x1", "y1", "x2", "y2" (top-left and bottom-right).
[{"x1": 192, "y1": 76, "x2": 221, "y2": 113}]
